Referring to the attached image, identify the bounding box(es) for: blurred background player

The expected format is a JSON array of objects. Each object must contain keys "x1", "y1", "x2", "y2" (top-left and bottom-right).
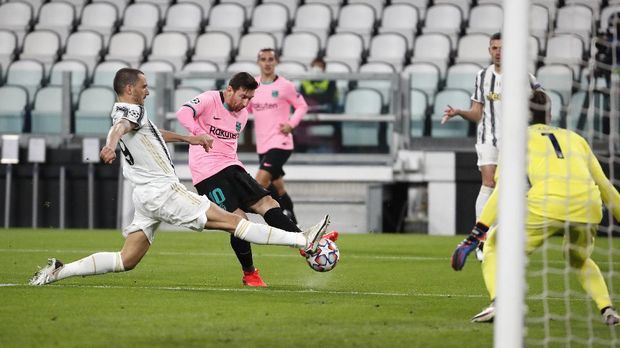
[
  {"x1": 441, "y1": 32, "x2": 542, "y2": 260},
  {"x1": 176, "y1": 72, "x2": 338, "y2": 287},
  {"x1": 30, "y1": 69, "x2": 330, "y2": 286},
  {"x1": 248, "y1": 48, "x2": 307, "y2": 225},
  {"x1": 450, "y1": 90, "x2": 620, "y2": 325}
]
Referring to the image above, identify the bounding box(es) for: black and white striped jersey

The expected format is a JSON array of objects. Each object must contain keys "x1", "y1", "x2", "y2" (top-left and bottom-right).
[
  {"x1": 471, "y1": 64, "x2": 542, "y2": 146},
  {"x1": 110, "y1": 102, "x2": 176, "y2": 186}
]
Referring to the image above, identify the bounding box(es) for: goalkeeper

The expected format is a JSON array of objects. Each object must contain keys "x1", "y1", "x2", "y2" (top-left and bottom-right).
[{"x1": 451, "y1": 90, "x2": 620, "y2": 325}]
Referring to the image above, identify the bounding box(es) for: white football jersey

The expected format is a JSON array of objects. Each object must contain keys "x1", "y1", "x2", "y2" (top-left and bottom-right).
[
  {"x1": 471, "y1": 64, "x2": 542, "y2": 146},
  {"x1": 110, "y1": 102, "x2": 177, "y2": 186}
]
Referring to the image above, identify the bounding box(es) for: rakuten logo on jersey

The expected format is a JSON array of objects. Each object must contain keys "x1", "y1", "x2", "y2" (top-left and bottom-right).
[
  {"x1": 209, "y1": 126, "x2": 238, "y2": 139},
  {"x1": 252, "y1": 103, "x2": 278, "y2": 111}
]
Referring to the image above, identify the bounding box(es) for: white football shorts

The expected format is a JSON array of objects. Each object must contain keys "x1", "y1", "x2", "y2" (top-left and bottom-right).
[
  {"x1": 475, "y1": 142, "x2": 499, "y2": 167},
  {"x1": 123, "y1": 182, "x2": 211, "y2": 243}
]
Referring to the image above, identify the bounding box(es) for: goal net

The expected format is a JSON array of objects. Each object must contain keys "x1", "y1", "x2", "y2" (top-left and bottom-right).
[{"x1": 519, "y1": 11, "x2": 620, "y2": 347}]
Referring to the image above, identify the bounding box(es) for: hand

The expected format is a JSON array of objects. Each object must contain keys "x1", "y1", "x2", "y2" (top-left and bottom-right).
[
  {"x1": 279, "y1": 123, "x2": 293, "y2": 135},
  {"x1": 441, "y1": 104, "x2": 459, "y2": 124},
  {"x1": 100, "y1": 145, "x2": 117, "y2": 164},
  {"x1": 188, "y1": 134, "x2": 213, "y2": 152},
  {"x1": 451, "y1": 223, "x2": 489, "y2": 271}
]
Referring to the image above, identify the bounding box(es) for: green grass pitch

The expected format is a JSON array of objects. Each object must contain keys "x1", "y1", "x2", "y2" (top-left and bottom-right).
[{"x1": 1, "y1": 228, "x2": 618, "y2": 347}]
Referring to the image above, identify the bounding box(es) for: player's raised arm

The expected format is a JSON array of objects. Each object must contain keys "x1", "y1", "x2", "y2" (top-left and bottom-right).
[
  {"x1": 159, "y1": 129, "x2": 213, "y2": 152},
  {"x1": 100, "y1": 119, "x2": 134, "y2": 164}
]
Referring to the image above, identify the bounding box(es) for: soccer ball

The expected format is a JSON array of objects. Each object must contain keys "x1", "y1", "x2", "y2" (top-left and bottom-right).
[{"x1": 306, "y1": 238, "x2": 340, "y2": 272}]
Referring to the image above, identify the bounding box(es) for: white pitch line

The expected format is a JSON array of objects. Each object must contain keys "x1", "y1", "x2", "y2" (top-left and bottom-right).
[{"x1": 0, "y1": 283, "x2": 601, "y2": 302}]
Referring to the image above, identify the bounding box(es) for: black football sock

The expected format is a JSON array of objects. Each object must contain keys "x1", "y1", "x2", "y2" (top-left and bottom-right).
[
  {"x1": 230, "y1": 235, "x2": 255, "y2": 273},
  {"x1": 264, "y1": 207, "x2": 301, "y2": 232},
  {"x1": 278, "y1": 192, "x2": 297, "y2": 224},
  {"x1": 267, "y1": 183, "x2": 278, "y2": 200}
]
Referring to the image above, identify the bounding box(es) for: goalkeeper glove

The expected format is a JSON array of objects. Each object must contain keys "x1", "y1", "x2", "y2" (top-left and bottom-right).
[{"x1": 451, "y1": 222, "x2": 489, "y2": 271}]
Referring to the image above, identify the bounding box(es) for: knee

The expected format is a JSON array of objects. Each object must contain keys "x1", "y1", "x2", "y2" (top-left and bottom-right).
[
  {"x1": 566, "y1": 251, "x2": 586, "y2": 269},
  {"x1": 121, "y1": 257, "x2": 138, "y2": 271}
]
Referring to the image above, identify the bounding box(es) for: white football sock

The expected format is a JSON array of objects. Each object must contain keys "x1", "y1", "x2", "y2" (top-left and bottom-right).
[
  {"x1": 56, "y1": 252, "x2": 125, "y2": 281},
  {"x1": 475, "y1": 185, "x2": 494, "y2": 220},
  {"x1": 233, "y1": 220, "x2": 306, "y2": 248}
]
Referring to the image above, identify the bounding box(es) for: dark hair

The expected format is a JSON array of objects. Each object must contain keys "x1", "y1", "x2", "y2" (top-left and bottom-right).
[
  {"x1": 310, "y1": 57, "x2": 326, "y2": 69},
  {"x1": 228, "y1": 72, "x2": 259, "y2": 91},
  {"x1": 490, "y1": 32, "x2": 501, "y2": 42},
  {"x1": 529, "y1": 90, "x2": 550, "y2": 124},
  {"x1": 257, "y1": 47, "x2": 279, "y2": 60},
  {"x1": 113, "y1": 68, "x2": 144, "y2": 96}
]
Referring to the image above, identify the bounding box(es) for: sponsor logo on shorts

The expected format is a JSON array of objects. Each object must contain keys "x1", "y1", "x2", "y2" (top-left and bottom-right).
[{"x1": 263, "y1": 162, "x2": 272, "y2": 167}]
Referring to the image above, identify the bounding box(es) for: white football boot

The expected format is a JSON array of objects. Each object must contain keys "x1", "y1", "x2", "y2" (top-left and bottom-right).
[
  {"x1": 602, "y1": 307, "x2": 620, "y2": 326},
  {"x1": 471, "y1": 303, "x2": 495, "y2": 323},
  {"x1": 29, "y1": 258, "x2": 64, "y2": 285},
  {"x1": 303, "y1": 215, "x2": 330, "y2": 255}
]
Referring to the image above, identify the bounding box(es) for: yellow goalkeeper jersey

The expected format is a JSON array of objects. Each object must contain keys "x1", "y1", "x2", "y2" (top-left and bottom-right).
[{"x1": 479, "y1": 124, "x2": 620, "y2": 225}]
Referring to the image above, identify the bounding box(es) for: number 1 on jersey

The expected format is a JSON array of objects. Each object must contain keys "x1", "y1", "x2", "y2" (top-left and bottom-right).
[{"x1": 541, "y1": 133, "x2": 564, "y2": 159}]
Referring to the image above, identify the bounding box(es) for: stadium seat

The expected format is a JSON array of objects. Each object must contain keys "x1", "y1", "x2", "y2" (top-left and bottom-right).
[
  {"x1": 528, "y1": 35, "x2": 541, "y2": 72},
  {"x1": 349, "y1": 0, "x2": 384, "y2": 19},
  {"x1": 0, "y1": 30, "x2": 18, "y2": 74},
  {"x1": 422, "y1": 4, "x2": 463, "y2": 47},
  {"x1": 19, "y1": 30, "x2": 61, "y2": 74},
  {"x1": 544, "y1": 34, "x2": 585, "y2": 77},
  {"x1": 335, "y1": 4, "x2": 376, "y2": 48},
  {"x1": 292, "y1": 3, "x2": 333, "y2": 49},
  {"x1": 62, "y1": 31, "x2": 104, "y2": 77},
  {"x1": 263, "y1": 0, "x2": 298, "y2": 20},
  {"x1": 600, "y1": 5, "x2": 620, "y2": 33},
  {"x1": 34, "y1": 2, "x2": 75, "y2": 47},
  {"x1": 536, "y1": 64, "x2": 574, "y2": 104},
  {"x1": 431, "y1": 89, "x2": 471, "y2": 137},
  {"x1": 0, "y1": 1, "x2": 33, "y2": 48},
  {"x1": 248, "y1": 3, "x2": 289, "y2": 47},
  {"x1": 162, "y1": 2, "x2": 203, "y2": 44},
  {"x1": 134, "y1": 0, "x2": 171, "y2": 18},
  {"x1": 455, "y1": 33, "x2": 491, "y2": 66},
  {"x1": 466, "y1": 4, "x2": 502, "y2": 35},
  {"x1": 206, "y1": 3, "x2": 246, "y2": 49},
  {"x1": 391, "y1": 0, "x2": 428, "y2": 18},
  {"x1": 31, "y1": 86, "x2": 64, "y2": 134},
  {"x1": 92, "y1": 60, "x2": 130, "y2": 87},
  {"x1": 410, "y1": 88, "x2": 428, "y2": 137},
  {"x1": 304, "y1": 0, "x2": 342, "y2": 20},
  {"x1": 139, "y1": 60, "x2": 175, "y2": 88},
  {"x1": 445, "y1": 63, "x2": 482, "y2": 94},
  {"x1": 105, "y1": 31, "x2": 147, "y2": 68},
  {"x1": 148, "y1": 32, "x2": 190, "y2": 71},
  {"x1": 366, "y1": 33, "x2": 408, "y2": 72},
  {"x1": 410, "y1": 33, "x2": 452, "y2": 78},
  {"x1": 192, "y1": 32, "x2": 233, "y2": 71},
  {"x1": 119, "y1": 3, "x2": 161, "y2": 49},
  {"x1": 280, "y1": 32, "x2": 321, "y2": 67},
  {"x1": 178, "y1": 61, "x2": 219, "y2": 91},
  {"x1": 48, "y1": 60, "x2": 89, "y2": 103},
  {"x1": 227, "y1": 61, "x2": 260, "y2": 76},
  {"x1": 324, "y1": 33, "x2": 364, "y2": 72},
  {"x1": 402, "y1": 62, "x2": 441, "y2": 104},
  {"x1": 530, "y1": 3, "x2": 550, "y2": 51},
  {"x1": 91, "y1": 0, "x2": 128, "y2": 16},
  {"x1": 378, "y1": 4, "x2": 419, "y2": 49},
  {"x1": 358, "y1": 62, "x2": 396, "y2": 107},
  {"x1": 342, "y1": 88, "x2": 385, "y2": 146},
  {"x1": 74, "y1": 86, "x2": 116, "y2": 136},
  {"x1": 77, "y1": 2, "x2": 118, "y2": 46},
  {"x1": 546, "y1": 89, "x2": 564, "y2": 127},
  {"x1": 326, "y1": 61, "x2": 353, "y2": 109},
  {"x1": 434, "y1": 0, "x2": 471, "y2": 20},
  {"x1": 236, "y1": 32, "x2": 277, "y2": 63},
  {"x1": 276, "y1": 61, "x2": 307, "y2": 74},
  {"x1": 554, "y1": 5, "x2": 593, "y2": 48},
  {"x1": 566, "y1": 90, "x2": 587, "y2": 131},
  {"x1": 565, "y1": 0, "x2": 600, "y2": 20},
  {"x1": 0, "y1": 85, "x2": 28, "y2": 134},
  {"x1": 220, "y1": 0, "x2": 257, "y2": 19},
  {"x1": 176, "y1": 0, "x2": 213, "y2": 20},
  {"x1": 6, "y1": 59, "x2": 45, "y2": 99}
]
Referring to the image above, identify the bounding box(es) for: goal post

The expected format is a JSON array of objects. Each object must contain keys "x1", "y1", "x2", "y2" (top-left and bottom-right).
[{"x1": 495, "y1": 1, "x2": 530, "y2": 347}]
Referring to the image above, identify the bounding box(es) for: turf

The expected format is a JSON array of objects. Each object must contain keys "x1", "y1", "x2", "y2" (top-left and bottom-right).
[{"x1": 0, "y1": 228, "x2": 618, "y2": 347}]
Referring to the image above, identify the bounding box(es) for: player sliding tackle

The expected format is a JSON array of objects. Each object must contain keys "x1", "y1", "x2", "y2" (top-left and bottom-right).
[
  {"x1": 30, "y1": 68, "x2": 330, "y2": 286},
  {"x1": 450, "y1": 90, "x2": 620, "y2": 325}
]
